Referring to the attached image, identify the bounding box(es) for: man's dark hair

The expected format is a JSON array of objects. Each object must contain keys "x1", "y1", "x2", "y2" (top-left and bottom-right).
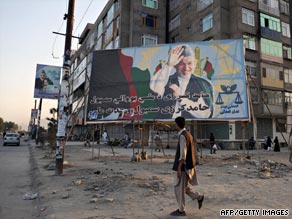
[
  {"x1": 181, "y1": 45, "x2": 193, "y2": 57},
  {"x1": 175, "y1": 116, "x2": 185, "y2": 129}
]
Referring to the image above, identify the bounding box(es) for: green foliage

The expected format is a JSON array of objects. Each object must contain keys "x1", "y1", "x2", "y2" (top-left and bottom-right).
[
  {"x1": 0, "y1": 117, "x2": 4, "y2": 132},
  {"x1": 3, "y1": 121, "x2": 18, "y2": 132},
  {"x1": 46, "y1": 108, "x2": 58, "y2": 150}
]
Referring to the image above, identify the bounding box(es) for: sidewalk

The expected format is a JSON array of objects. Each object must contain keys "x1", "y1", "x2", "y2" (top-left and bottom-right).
[{"x1": 31, "y1": 141, "x2": 292, "y2": 219}]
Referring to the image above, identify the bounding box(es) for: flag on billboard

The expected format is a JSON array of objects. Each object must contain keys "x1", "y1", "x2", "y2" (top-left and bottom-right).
[
  {"x1": 86, "y1": 39, "x2": 249, "y2": 122},
  {"x1": 34, "y1": 64, "x2": 61, "y2": 99},
  {"x1": 153, "y1": 61, "x2": 162, "y2": 75},
  {"x1": 203, "y1": 59, "x2": 215, "y2": 80}
]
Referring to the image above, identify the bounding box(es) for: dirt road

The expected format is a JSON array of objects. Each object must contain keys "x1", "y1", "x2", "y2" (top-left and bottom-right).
[{"x1": 32, "y1": 142, "x2": 292, "y2": 219}]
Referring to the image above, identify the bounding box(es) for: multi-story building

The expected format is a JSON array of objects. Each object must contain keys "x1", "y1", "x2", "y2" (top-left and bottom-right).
[{"x1": 68, "y1": 0, "x2": 291, "y2": 148}]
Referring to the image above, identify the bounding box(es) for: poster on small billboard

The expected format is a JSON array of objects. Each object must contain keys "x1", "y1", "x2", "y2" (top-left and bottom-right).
[
  {"x1": 34, "y1": 64, "x2": 61, "y2": 99},
  {"x1": 31, "y1": 109, "x2": 38, "y2": 120},
  {"x1": 86, "y1": 39, "x2": 249, "y2": 122}
]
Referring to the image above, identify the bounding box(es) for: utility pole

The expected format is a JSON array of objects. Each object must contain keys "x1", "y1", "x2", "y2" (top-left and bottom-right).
[
  {"x1": 35, "y1": 98, "x2": 42, "y2": 144},
  {"x1": 55, "y1": 0, "x2": 75, "y2": 174}
]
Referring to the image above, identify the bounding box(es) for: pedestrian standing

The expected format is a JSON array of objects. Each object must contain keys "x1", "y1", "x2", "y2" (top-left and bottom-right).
[
  {"x1": 102, "y1": 130, "x2": 108, "y2": 144},
  {"x1": 267, "y1": 136, "x2": 272, "y2": 151},
  {"x1": 273, "y1": 136, "x2": 280, "y2": 152},
  {"x1": 209, "y1": 133, "x2": 215, "y2": 154}
]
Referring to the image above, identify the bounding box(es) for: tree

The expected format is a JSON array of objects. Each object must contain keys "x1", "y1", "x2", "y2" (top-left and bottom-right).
[
  {"x1": 46, "y1": 108, "x2": 58, "y2": 150},
  {"x1": 0, "y1": 117, "x2": 4, "y2": 132},
  {"x1": 4, "y1": 121, "x2": 18, "y2": 132}
]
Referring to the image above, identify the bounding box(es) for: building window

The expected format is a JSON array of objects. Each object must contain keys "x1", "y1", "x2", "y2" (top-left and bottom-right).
[
  {"x1": 114, "y1": 0, "x2": 120, "y2": 13},
  {"x1": 114, "y1": 35, "x2": 120, "y2": 49},
  {"x1": 169, "y1": 0, "x2": 181, "y2": 11},
  {"x1": 263, "y1": 90, "x2": 282, "y2": 105},
  {"x1": 280, "y1": 0, "x2": 289, "y2": 15},
  {"x1": 282, "y1": 22, "x2": 291, "y2": 37},
  {"x1": 169, "y1": 14, "x2": 180, "y2": 31},
  {"x1": 197, "y1": 0, "x2": 213, "y2": 11},
  {"x1": 107, "y1": 4, "x2": 114, "y2": 24},
  {"x1": 283, "y1": 45, "x2": 292, "y2": 59},
  {"x1": 243, "y1": 34, "x2": 256, "y2": 50},
  {"x1": 261, "y1": 38, "x2": 283, "y2": 58},
  {"x1": 171, "y1": 34, "x2": 180, "y2": 43},
  {"x1": 250, "y1": 87, "x2": 259, "y2": 103},
  {"x1": 259, "y1": 0, "x2": 280, "y2": 16},
  {"x1": 262, "y1": 67, "x2": 266, "y2": 77},
  {"x1": 141, "y1": 34, "x2": 158, "y2": 46},
  {"x1": 105, "y1": 41, "x2": 114, "y2": 50},
  {"x1": 103, "y1": 15, "x2": 108, "y2": 28},
  {"x1": 97, "y1": 22, "x2": 103, "y2": 38},
  {"x1": 203, "y1": 37, "x2": 214, "y2": 41},
  {"x1": 284, "y1": 68, "x2": 292, "y2": 83},
  {"x1": 142, "y1": 0, "x2": 158, "y2": 9},
  {"x1": 260, "y1": 13, "x2": 281, "y2": 32},
  {"x1": 245, "y1": 60, "x2": 257, "y2": 78},
  {"x1": 200, "y1": 13, "x2": 213, "y2": 32},
  {"x1": 276, "y1": 118, "x2": 286, "y2": 132},
  {"x1": 115, "y1": 16, "x2": 120, "y2": 36},
  {"x1": 104, "y1": 21, "x2": 113, "y2": 43},
  {"x1": 279, "y1": 71, "x2": 284, "y2": 80},
  {"x1": 242, "y1": 8, "x2": 255, "y2": 26},
  {"x1": 141, "y1": 13, "x2": 157, "y2": 28},
  {"x1": 95, "y1": 36, "x2": 102, "y2": 50},
  {"x1": 285, "y1": 92, "x2": 292, "y2": 106}
]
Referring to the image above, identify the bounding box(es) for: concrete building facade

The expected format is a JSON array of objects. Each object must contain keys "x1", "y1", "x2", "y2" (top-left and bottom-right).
[{"x1": 68, "y1": 0, "x2": 291, "y2": 149}]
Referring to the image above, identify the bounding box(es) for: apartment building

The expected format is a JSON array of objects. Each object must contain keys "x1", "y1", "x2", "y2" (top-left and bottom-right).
[{"x1": 68, "y1": 0, "x2": 291, "y2": 148}]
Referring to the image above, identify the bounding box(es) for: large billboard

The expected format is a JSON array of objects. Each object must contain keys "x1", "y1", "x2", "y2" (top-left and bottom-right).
[
  {"x1": 86, "y1": 39, "x2": 249, "y2": 122},
  {"x1": 34, "y1": 64, "x2": 61, "y2": 99}
]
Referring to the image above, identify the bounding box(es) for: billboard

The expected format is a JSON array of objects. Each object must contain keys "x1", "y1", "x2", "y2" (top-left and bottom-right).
[
  {"x1": 30, "y1": 109, "x2": 38, "y2": 125},
  {"x1": 86, "y1": 39, "x2": 249, "y2": 122},
  {"x1": 34, "y1": 64, "x2": 61, "y2": 99}
]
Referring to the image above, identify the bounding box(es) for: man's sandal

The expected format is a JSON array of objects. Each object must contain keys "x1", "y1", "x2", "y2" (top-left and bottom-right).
[{"x1": 198, "y1": 195, "x2": 204, "y2": 209}]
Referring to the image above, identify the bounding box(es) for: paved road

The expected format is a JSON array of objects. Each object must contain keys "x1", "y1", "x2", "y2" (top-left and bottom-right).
[{"x1": 0, "y1": 137, "x2": 38, "y2": 219}]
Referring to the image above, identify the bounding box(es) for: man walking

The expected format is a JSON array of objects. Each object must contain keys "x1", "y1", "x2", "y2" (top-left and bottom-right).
[{"x1": 171, "y1": 116, "x2": 204, "y2": 216}]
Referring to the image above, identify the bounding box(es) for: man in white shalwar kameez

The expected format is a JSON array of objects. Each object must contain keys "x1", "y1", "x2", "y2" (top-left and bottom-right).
[{"x1": 171, "y1": 116, "x2": 204, "y2": 216}]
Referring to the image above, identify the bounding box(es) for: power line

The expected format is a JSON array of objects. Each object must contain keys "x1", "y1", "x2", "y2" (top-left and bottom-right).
[
  {"x1": 51, "y1": 0, "x2": 68, "y2": 59},
  {"x1": 52, "y1": 20, "x2": 65, "y2": 59},
  {"x1": 73, "y1": 0, "x2": 94, "y2": 35}
]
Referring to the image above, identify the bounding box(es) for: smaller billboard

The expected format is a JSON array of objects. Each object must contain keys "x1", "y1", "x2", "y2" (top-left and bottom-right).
[
  {"x1": 30, "y1": 109, "x2": 38, "y2": 125},
  {"x1": 34, "y1": 64, "x2": 61, "y2": 99}
]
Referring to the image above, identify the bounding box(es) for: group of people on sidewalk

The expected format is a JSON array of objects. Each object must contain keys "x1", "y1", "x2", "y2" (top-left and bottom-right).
[
  {"x1": 263, "y1": 136, "x2": 280, "y2": 152},
  {"x1": 209, "y1": 134, "x2": 281, "y2": 153}
]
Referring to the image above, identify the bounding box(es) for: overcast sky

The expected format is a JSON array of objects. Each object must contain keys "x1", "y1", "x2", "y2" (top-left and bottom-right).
[{"x1": 0, "y1": 0, "x2": 108, "y2": 130}]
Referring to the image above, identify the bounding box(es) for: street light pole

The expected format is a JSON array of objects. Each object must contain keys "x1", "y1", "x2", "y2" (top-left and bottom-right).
[{"x1": 55, "y1": 0, "x2": 75, "y2": 174}]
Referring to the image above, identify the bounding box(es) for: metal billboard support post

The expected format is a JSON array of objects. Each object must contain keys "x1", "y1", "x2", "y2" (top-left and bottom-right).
[
  {"x1": 55, "y1": 0, "x2": 75, "y2": 175},
  {"x1": 35, "y1": 98, "x2": 42, "y2": 145}
]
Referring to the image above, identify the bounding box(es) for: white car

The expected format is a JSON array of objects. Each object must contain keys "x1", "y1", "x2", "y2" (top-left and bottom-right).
[{"x1": 3, "y1": 133, "x2": 20, "y2": 146}]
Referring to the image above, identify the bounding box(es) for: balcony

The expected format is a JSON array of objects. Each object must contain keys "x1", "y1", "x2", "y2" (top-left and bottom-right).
[
  {"x1": 260, "y1": 27, "x2": 281, "y2": 41},
  {"x1": 259, "y1": 1, "x2": 280, "y2": 16},
  {"x1": 264, "y1": 104, "x2": 283, "y2": 115},
  {"x1": 261, "y1": 53, "x2": 283, "y2": 64},
  {"x1": 262, "y1": 77, "x2": 284, "y2": 89}
]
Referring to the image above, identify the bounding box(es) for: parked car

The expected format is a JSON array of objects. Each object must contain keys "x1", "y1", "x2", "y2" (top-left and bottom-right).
[{"x1": 3, "y1": 133, "x2": 20, "y2": 146}]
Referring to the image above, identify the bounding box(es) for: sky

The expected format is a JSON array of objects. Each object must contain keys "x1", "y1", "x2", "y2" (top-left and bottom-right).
[{"x1": 0, "y1": 0, "x2": 108, "y2": 130}]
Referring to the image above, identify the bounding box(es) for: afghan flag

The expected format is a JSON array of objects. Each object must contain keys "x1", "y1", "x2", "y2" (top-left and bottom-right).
[
  {"x1": 153, "y1": 60, "x2": 162, "y2": 75},
  {"x1": 203, "y1": 59, "x2": 215, "y2": 80}
]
